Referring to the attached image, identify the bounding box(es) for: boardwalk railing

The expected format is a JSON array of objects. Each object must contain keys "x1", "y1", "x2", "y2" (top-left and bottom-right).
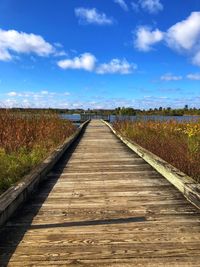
[
  {"x1": 80, "y1": 114, "x2": 110, "y2": 122},
  {"x1": 0, "y1": 120, "x2": 90, "y2": 226}
]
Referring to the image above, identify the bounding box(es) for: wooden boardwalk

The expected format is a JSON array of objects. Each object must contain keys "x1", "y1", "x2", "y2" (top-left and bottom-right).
[{"x1": 0, "y1": 120, "x2": 200, "y2": 266}]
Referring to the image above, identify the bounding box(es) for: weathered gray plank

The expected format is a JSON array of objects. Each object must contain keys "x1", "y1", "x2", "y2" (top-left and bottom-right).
[{"x1": 0, "y1": 120, "x2": 200, "y2": 266}]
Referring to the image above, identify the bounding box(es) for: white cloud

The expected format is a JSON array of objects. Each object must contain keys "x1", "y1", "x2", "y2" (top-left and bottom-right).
[
  {"x1": 6, "y1": 91, "x2": 69, "y2": 98},
  {"x1": 2, "y1": 95, "x2": 200, "y2": 109},
  {"x1": 57, "y1": 53, "x2": 96, "y2": 71},
  {"x1": 160, "y1": 73, "x2": 183, "y2": 81},
  {"x1": 2, "y1": 90, "x2": 72, "y2": 108},
  {"x1": 166, "y1": 12, "x2": 200, "y2": 66},
  {"x1": 96, "y1": 59, "x2": 137, "y2": 74},
  {"x1": 2, "y1": 90, "x2": 200, "y2": 109},
  {"x1": 7, "y1": 91, "x2": 18, "y2": 97},
  {"x1": 75, "y1": 8, "x2": 113, "y2": 25},
  {"x1": 64, "y1": 92, "x2": 70, "y2": 96},
  {"x1": 0, "y1": 29, "x2": 55, "y2": 61},
  {"x1": 139, "y1": 0, "x2": 163, "y2": 14},
  {"x1": 187, "y1": 73, "x2": 200, "y2": 80},
  {"x1": 57, "y1": 54, "x2": 137, "y2": 75},
  {"x1": 134, "y1": 12, "x2": 200, "y2": 67},
  {"x1": 192, "y1": 51, "x2": 200, "y2": 66},
  {"x1": 3, "y1": 98, "x2": 18, "y2": 108},
  {"x1": 54, "y1": 43, "x2": 63, "y2": 48},
  {"x1": 114, "y1": 0, "x2": 129, "y2": 11},
  {"x1": 41, "y1": 90, "x2": 49, "y2": 95},
  {"x1": 134, "y1": 26, "x2": 163, "y2": 51},
  {"x1": 0, "y1": 48, "x2": 12, "y2": 61},
  {"x1": 54, "y1": 50, "x2": 67, "y2": 57},
  {"x1": 132, "y1": 0, "x2": 163, "y2": 14},
  {"x1": 166, "y1": 12, "x2": 200, "y2": 51}
]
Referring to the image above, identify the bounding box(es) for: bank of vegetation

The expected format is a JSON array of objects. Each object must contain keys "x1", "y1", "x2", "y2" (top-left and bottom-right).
[
  {"x1": 113, "y1": 120, "x2": 200, "y2": 182},
  {"x1": 3, "y1": 105, "x2": 200, "y2": 116},
  {"x1": 0, "y1": 110, "x2": 76, "y2": 194},
  {"x1": 114, "y1": 106, "x2": 200, "y2": 116}
]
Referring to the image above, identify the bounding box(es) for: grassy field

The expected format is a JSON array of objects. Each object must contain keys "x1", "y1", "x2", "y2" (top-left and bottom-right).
[
  {"x1": 113, "y1": 120, "x2": 200, "y2": 182},
  {"x1": 0, "y1": 110, "x2": 76, "y2": 194}
]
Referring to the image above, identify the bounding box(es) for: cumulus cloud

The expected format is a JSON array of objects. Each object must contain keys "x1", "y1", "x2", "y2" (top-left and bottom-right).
[
  {"x1": 134, "y1": 26, "x2": 164, "y2": 51},
  {"x1": 96, "y1": 59, "x2": 137, "y2": 74},
  {"x1": 166, "y1": 12, "x2": 200, "y2": 51},
  {"x1": 134, "y1": 12, "x2": 200, "y2": 66},
  {"x1": 114, "y1": 0, "x2": 129, "y2": 11},
  {"x1": 165, "y1": 12, "x2": 200, "y2": 66},
  {"x1": 0, "y1": 29, "x2": 55, "y2": 61},
  {"x1": 57, "y1": 53, "x2": 96, "y2": 71},
  {"x1": 187, "y1": 73, "x2": 200, "y2": 80},
  {"x1": 75, "y1": 8, "x2": 113, "y2": 25},
  {"x1": 57, "y1": 54, "x2": 136, "y2": 75},
  {"x1": 139, "y1": 0, "x2": 163, "y2": 14}
]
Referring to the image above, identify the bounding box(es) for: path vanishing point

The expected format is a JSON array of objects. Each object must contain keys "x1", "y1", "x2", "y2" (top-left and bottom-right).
[{"x1": 0, "y1": 120, "x2": 200, "y2": 266}]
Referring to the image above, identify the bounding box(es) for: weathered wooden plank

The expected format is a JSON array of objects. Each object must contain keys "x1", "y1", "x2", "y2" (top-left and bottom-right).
[
  {"x1": 1, "y1": 244, "x2": 200, "y2": 261},
  {"x1": 0, "y1": 120, "x2": 200, "y2": 266},
  {"x1": 3, "y1": 232, "x2": 200, "y2": 246},
  {"x1": 5, "y1": 257, "x2": 200, "y2": 267},
  {"x1": 103, "y1": 120, "x2": 200, "y2": 209}
]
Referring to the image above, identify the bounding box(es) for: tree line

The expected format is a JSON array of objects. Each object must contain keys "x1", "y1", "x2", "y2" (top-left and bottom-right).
[
  {"x1": 1, "y1": 105, "x2": 200, "y2": 116},
  {"x1": 114, "y1": 105, "x2": 200, "y2": 116}
]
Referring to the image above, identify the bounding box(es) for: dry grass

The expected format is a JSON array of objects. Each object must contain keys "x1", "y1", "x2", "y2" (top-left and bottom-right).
[
  {"x1": 0, "y1": 110, "x2": 76, "y2": 193},
  {"x1": 113, "y1": 120, "x2": 200, "y2": 182}
]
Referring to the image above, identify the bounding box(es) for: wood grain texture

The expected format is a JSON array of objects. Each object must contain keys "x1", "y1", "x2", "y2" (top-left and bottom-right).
[
  {"x1": 0, "y1": 120, "x2": 200, "y2": 266},
  {"x1": 103, "y1": 120, "x2": 200, "y2": 209}
]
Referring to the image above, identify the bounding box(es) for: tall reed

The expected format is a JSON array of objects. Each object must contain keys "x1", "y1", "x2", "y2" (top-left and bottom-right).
[
  {"x1": 113, "y1": 120, "x2": 200, "y2": 182},
  {"x1": 0, "y1": 110, "x2": 76, "y2": 193}
]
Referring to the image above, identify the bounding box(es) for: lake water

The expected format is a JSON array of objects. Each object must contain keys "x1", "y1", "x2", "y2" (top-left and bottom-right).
[{"x1": 62, "y1": 114, "x2": 200, "y2": 123}]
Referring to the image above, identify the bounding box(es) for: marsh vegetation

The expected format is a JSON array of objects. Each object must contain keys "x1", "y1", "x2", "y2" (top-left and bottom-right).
[
  {"x1": 113, "y1": 120, "x2": 200, "y2": 182},
  {"x1": 0, "y1": 110, "x2": 76, "y2": 194}
]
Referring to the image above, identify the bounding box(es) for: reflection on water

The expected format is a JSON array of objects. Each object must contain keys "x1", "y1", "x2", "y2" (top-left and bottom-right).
[
  {"x1": 61, "y1": 114, "x2": 81, "y2": 121},
  {"x1": 61, "y1": 114, "x2": 200, "y2": 124}
]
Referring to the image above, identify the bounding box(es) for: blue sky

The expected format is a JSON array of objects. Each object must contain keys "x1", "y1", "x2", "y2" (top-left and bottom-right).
[{"x1": 0, "y1": 0, "x2": 200, "y2": 109}]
